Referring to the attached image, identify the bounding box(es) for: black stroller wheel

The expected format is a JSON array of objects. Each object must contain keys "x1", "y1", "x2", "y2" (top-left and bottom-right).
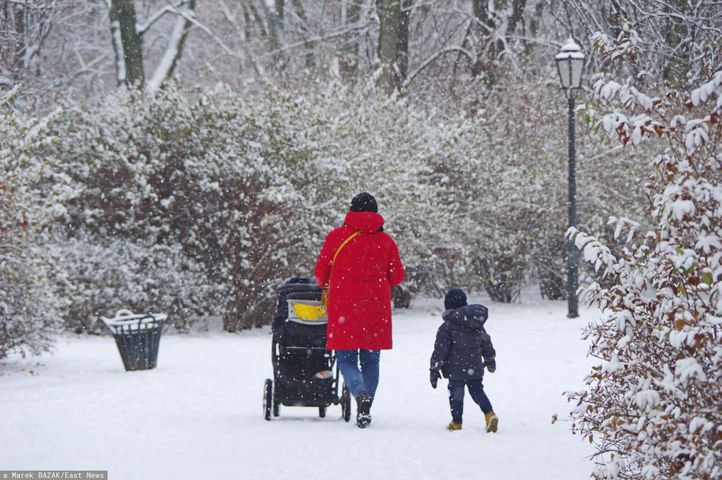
[
  {"x1": 263, "y1": 379, "x2": 273, "y2": 421},
  {"x1": 319, "y1": 406, "x2": 326, "y2": 418},
  {"x1": 341, "y1": 384, "x2": 351, "y2": 422}
]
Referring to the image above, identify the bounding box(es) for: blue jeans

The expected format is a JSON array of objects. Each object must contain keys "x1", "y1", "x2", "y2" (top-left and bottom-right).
[
  {"x1": 336, "y1": 350, "x2": 380, "y2": 399},
  {"x1": 448, "y1": 378, "x2": 493, "y2": 424}
]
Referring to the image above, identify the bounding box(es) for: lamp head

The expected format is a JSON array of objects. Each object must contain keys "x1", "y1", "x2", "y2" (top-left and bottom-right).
[{"x1": 555, "y1": 37, "x2": 586, "y2": 97}]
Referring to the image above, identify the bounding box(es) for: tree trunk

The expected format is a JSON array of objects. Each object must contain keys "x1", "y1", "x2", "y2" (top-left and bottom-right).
[
  {"x1": 470, "y1": 0, "x2": 495, "y2": 80},
  {"x1": 275, "y1": 0, "x2": 285, "y2": 23},
  {"x1": 292, "y1": 0, "x2": 314, "y2": 68},
  {"x1": 494, "y1": 0, "x2": 526, "y2": 65},
  {"x1": 241, "y1": 4, "x2": 254, "y2": 41},
  {"x1": 660, "y1": 0, "x2": 692, "y2": 86},
  {"x1": 506, "y1": 0, "x2": 527, "y2": 35},
  {"x1": 525, "y1": 1, "x2": 544, "y2": 52},
  {"x1": 376, "y1": 0, "x2": 405, "y2": 92},
  {"x1": 263, "y1": 0, "x2": 284, "y2": 60},
  {"x1": 396, "y1": 0, "x2": 412, "y2": 82},
  {"x1": 340, "y1": 0, "x2": 363, "y2": 79},
  {"x1": 248, "y1": 1, "x2": 268, "y2": 37},
  {"x1": 13, "y1": 2, "x2": 25, "y2": 77},
  {"x1": 109, "y1": 0, "x2": 144, "y2": 88},
  {"x1": 470, "y1": 0, "x2": 526, "y2": 86}
]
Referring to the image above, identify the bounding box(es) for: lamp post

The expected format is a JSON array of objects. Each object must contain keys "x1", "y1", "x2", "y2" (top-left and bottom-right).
[{"x1": 555, "y1": 37, "x2": 585, "y2": 319}]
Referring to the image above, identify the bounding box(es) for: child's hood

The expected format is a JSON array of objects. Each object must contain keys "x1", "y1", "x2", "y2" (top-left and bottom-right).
[{"x1": 442, "y1": 304, "x2": 488, "y2": 331}]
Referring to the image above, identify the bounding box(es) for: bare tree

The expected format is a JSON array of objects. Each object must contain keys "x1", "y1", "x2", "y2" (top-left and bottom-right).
[
  {"x1": 465, "y1": 0, "x2": 527, "y2": 85},
  {"x1": 554, "y1": 0, "x2": 722, "y2": 87},
  {"x1": 0, "y1": 0, "x2": 59, "y2": 88},
  {"x1": 376, "y1": 0, "x2": 413, "y2": 92},
  {"x1": 109, "y1": 0, "x2": 196, "y2": 91},
  {"x1": 339, "y1": 0, "x2": 364, "y2": 78}
]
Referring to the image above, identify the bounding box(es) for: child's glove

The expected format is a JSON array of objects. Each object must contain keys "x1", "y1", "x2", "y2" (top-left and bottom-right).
[
  {"x1": 429, "y1": 360, "x2": 444, "y2": 389},
  {"x1": 429, "y1": 369, "x2": 441, "y2": 389},
  {"x1": 485, "y1": 359, "x2": 496, "y2": 373}
]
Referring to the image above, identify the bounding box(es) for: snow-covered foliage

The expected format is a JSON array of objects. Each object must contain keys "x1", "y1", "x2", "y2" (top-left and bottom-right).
[
  {"x1": 570, "y1": 0, "x2": 722, "y2": 89},
  {"x1": 28, "y1": 87, "x2": 304, "y2": 332},
  {"x1": 567, "y1": 34, "x2": 721, "y2": 480},
  {"x1": 420, "y1": 70, "x2": 648, "y2": 301},
  {"x1": 52, "y1": 236, "x2": 226, "y2": 333},
  {"x1": 0, "y1": 92, "x2": 68, "y2": 358},
  {"x1": 2, "y1": 72, "x2": 649, "y2": 349}
]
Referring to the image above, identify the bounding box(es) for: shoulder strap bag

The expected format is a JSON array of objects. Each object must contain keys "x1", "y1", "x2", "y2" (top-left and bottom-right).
[{"x1": 321, "y1": 231, "x2": 361, "y2": 306}]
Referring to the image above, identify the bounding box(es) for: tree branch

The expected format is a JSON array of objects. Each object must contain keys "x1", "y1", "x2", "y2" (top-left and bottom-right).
[
  {"x1": 147, "y1": 0, "x2": 196, "y2": 93},
  {"x1": 137, "y1": 5, "x2": 177, "y2": 36},
  {"x1": 404, "y1": 46, "x2": 473, "y2": 88}
]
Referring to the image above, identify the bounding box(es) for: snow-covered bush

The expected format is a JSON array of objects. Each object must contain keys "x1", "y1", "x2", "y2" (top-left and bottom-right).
[
  {"x1": 2, "y1": 73, "x2": 654, "y2": 346},
  {"x1": 280, "y1": 76, "x2": 637, "y2": 302},
  {"x1": 422, "y1": 67, "x2": 649, "y2": 301},
  {"x1": 18, "y1": 84, "x2": 440, "y2": 330},
  {"x1": 567, "y1": 38, "x2": 721, "y2": 479},
  {"x1": 52, "y1": 236, "x2": 227, "y2": 333},
  {"x1": 28, "y1": 87, "x2": 307, "y2": 331},
  {"x1": 0, "y1": 90, "x2": 69, "y2": 358}
]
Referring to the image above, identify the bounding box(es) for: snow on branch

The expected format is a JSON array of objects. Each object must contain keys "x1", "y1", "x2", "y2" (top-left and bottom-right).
[
  {"x1": 404, "y1": 46, "x2": 474, "y2": 88},
  {"x1": 137, "y1": 4, "x2": 179, "y2": 36},
  {"x1": 110, "y1": 20, "x2": 126, "y2": 87},
  {"x1": 566, "y1": 227, "x2": 618, "y2": 276},
  {"x1": 147, "y1": 1, "x2": 196, "y2": 93},
  {"x1": 689, "y1": 70, "x2": 722, "y2": 109},
  {"x1": 567, "y1": 51, "x2": 722, "y2": 478}
]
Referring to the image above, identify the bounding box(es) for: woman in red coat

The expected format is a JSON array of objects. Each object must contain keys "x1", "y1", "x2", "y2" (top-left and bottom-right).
[{"x1": 314, "y1": 192, "x2": 404, "y2": 428}]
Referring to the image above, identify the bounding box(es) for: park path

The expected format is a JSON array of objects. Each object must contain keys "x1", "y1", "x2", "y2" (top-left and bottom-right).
[{"x1": 1, "y1": 297, "x2": 594, "y2": 480}]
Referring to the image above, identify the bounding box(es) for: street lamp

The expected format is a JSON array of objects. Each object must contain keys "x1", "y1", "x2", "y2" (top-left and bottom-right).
[{"x1": 555, "y1": 37, "x2": 585, "y2": 319}]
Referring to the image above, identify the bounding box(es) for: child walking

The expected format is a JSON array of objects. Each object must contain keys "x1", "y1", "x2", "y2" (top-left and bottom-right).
[{"x1": 429, "y1": 288, "x2": 498, "y2": 432}]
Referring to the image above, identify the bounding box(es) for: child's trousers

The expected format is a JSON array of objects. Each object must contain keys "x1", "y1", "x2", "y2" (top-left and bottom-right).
[{"x1": 448, "y1": 378, "x2": 493, "y2": 424}]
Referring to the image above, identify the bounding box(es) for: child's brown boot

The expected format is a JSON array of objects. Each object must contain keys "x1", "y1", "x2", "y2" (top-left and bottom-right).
[
  {"x1": 446, "y1": 421, "x2": 462, "y2": 431},
  {"x1": 485, "y1": 412, "x2": 498, "y2": 433}
]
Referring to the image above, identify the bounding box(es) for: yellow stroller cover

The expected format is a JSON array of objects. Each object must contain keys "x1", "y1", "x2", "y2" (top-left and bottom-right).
[{"x1": 287, "y1": 299, "x2": 328, "y2": 324}]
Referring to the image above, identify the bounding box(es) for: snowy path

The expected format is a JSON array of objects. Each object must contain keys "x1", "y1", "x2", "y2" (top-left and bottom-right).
[{"x1": 2, "y1": 300, "x2": 594, "y2": 479}]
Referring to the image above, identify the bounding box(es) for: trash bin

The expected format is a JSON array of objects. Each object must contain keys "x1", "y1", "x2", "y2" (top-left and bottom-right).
[{"x1": 101, "y1": 309, "x2": 167, "y2": 371}]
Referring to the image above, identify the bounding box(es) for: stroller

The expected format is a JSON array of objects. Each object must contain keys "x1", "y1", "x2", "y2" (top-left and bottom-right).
[{"x1": 263, "y1": 277, "x2": 352, "y2": 421}]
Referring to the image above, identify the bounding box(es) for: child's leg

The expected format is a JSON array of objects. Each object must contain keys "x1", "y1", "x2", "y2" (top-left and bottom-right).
[
  {"x1": 467, "y1": 378, "x2": 494, "y2": 414},
  {"x1": 447, "y1": 380, "x2": 466, "y2": 423}
]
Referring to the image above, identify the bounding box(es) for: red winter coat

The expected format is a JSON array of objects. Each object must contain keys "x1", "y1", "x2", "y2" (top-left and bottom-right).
[{"x1": 314, "y1": 211, "x2": 405, "y2": 351}]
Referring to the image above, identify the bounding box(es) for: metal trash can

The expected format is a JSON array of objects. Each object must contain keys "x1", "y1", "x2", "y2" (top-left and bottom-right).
[{"x1": 101, "y1": 309, "x2": 167, "y2": 371}]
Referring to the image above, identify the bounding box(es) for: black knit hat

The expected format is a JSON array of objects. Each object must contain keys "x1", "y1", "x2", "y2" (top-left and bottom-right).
[
  {"x1": 350, "y1": 192, "x2": 378, "y2": 213},
  {"x1": 444, "y1": 288, "x2": 468, "y2": 310}
]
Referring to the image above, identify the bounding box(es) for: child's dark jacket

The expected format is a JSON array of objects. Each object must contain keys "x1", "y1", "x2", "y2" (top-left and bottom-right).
[{"x1": 430, "y1": 304, "x2": 495, "y2": 381}]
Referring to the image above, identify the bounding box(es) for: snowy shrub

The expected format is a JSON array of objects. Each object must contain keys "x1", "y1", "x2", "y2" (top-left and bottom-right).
[
  {"x1": 51, "y1": 236, "x2": 227, "y2": 333},
  {"x1": 0, "y1": 220, "x2": 61, "y2": 359},
  {"x1": 0, "y1": 92, "x2": 69, "y2": 358},
  {"x1": 422, "y1": 70, "x2": 649, "y2": 301},
  {"x1": 567, "y1": 37, "x2": 721, "y2": 479},
  {"x1": 2, "y1": 75, "x2": 654, "y2": 344},
  {"x1": 29, "y1": 87, "x2": 308, "y2": 331}
]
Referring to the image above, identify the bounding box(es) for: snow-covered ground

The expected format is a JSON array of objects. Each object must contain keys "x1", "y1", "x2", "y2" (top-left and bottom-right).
[{"x1": 2, "y1": 297, "x2": 595, "y2": 480}]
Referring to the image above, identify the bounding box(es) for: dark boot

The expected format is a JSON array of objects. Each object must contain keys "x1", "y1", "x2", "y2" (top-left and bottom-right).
[{"x1": 356, "y1": 391, "x2": 372, "y2": 428}]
